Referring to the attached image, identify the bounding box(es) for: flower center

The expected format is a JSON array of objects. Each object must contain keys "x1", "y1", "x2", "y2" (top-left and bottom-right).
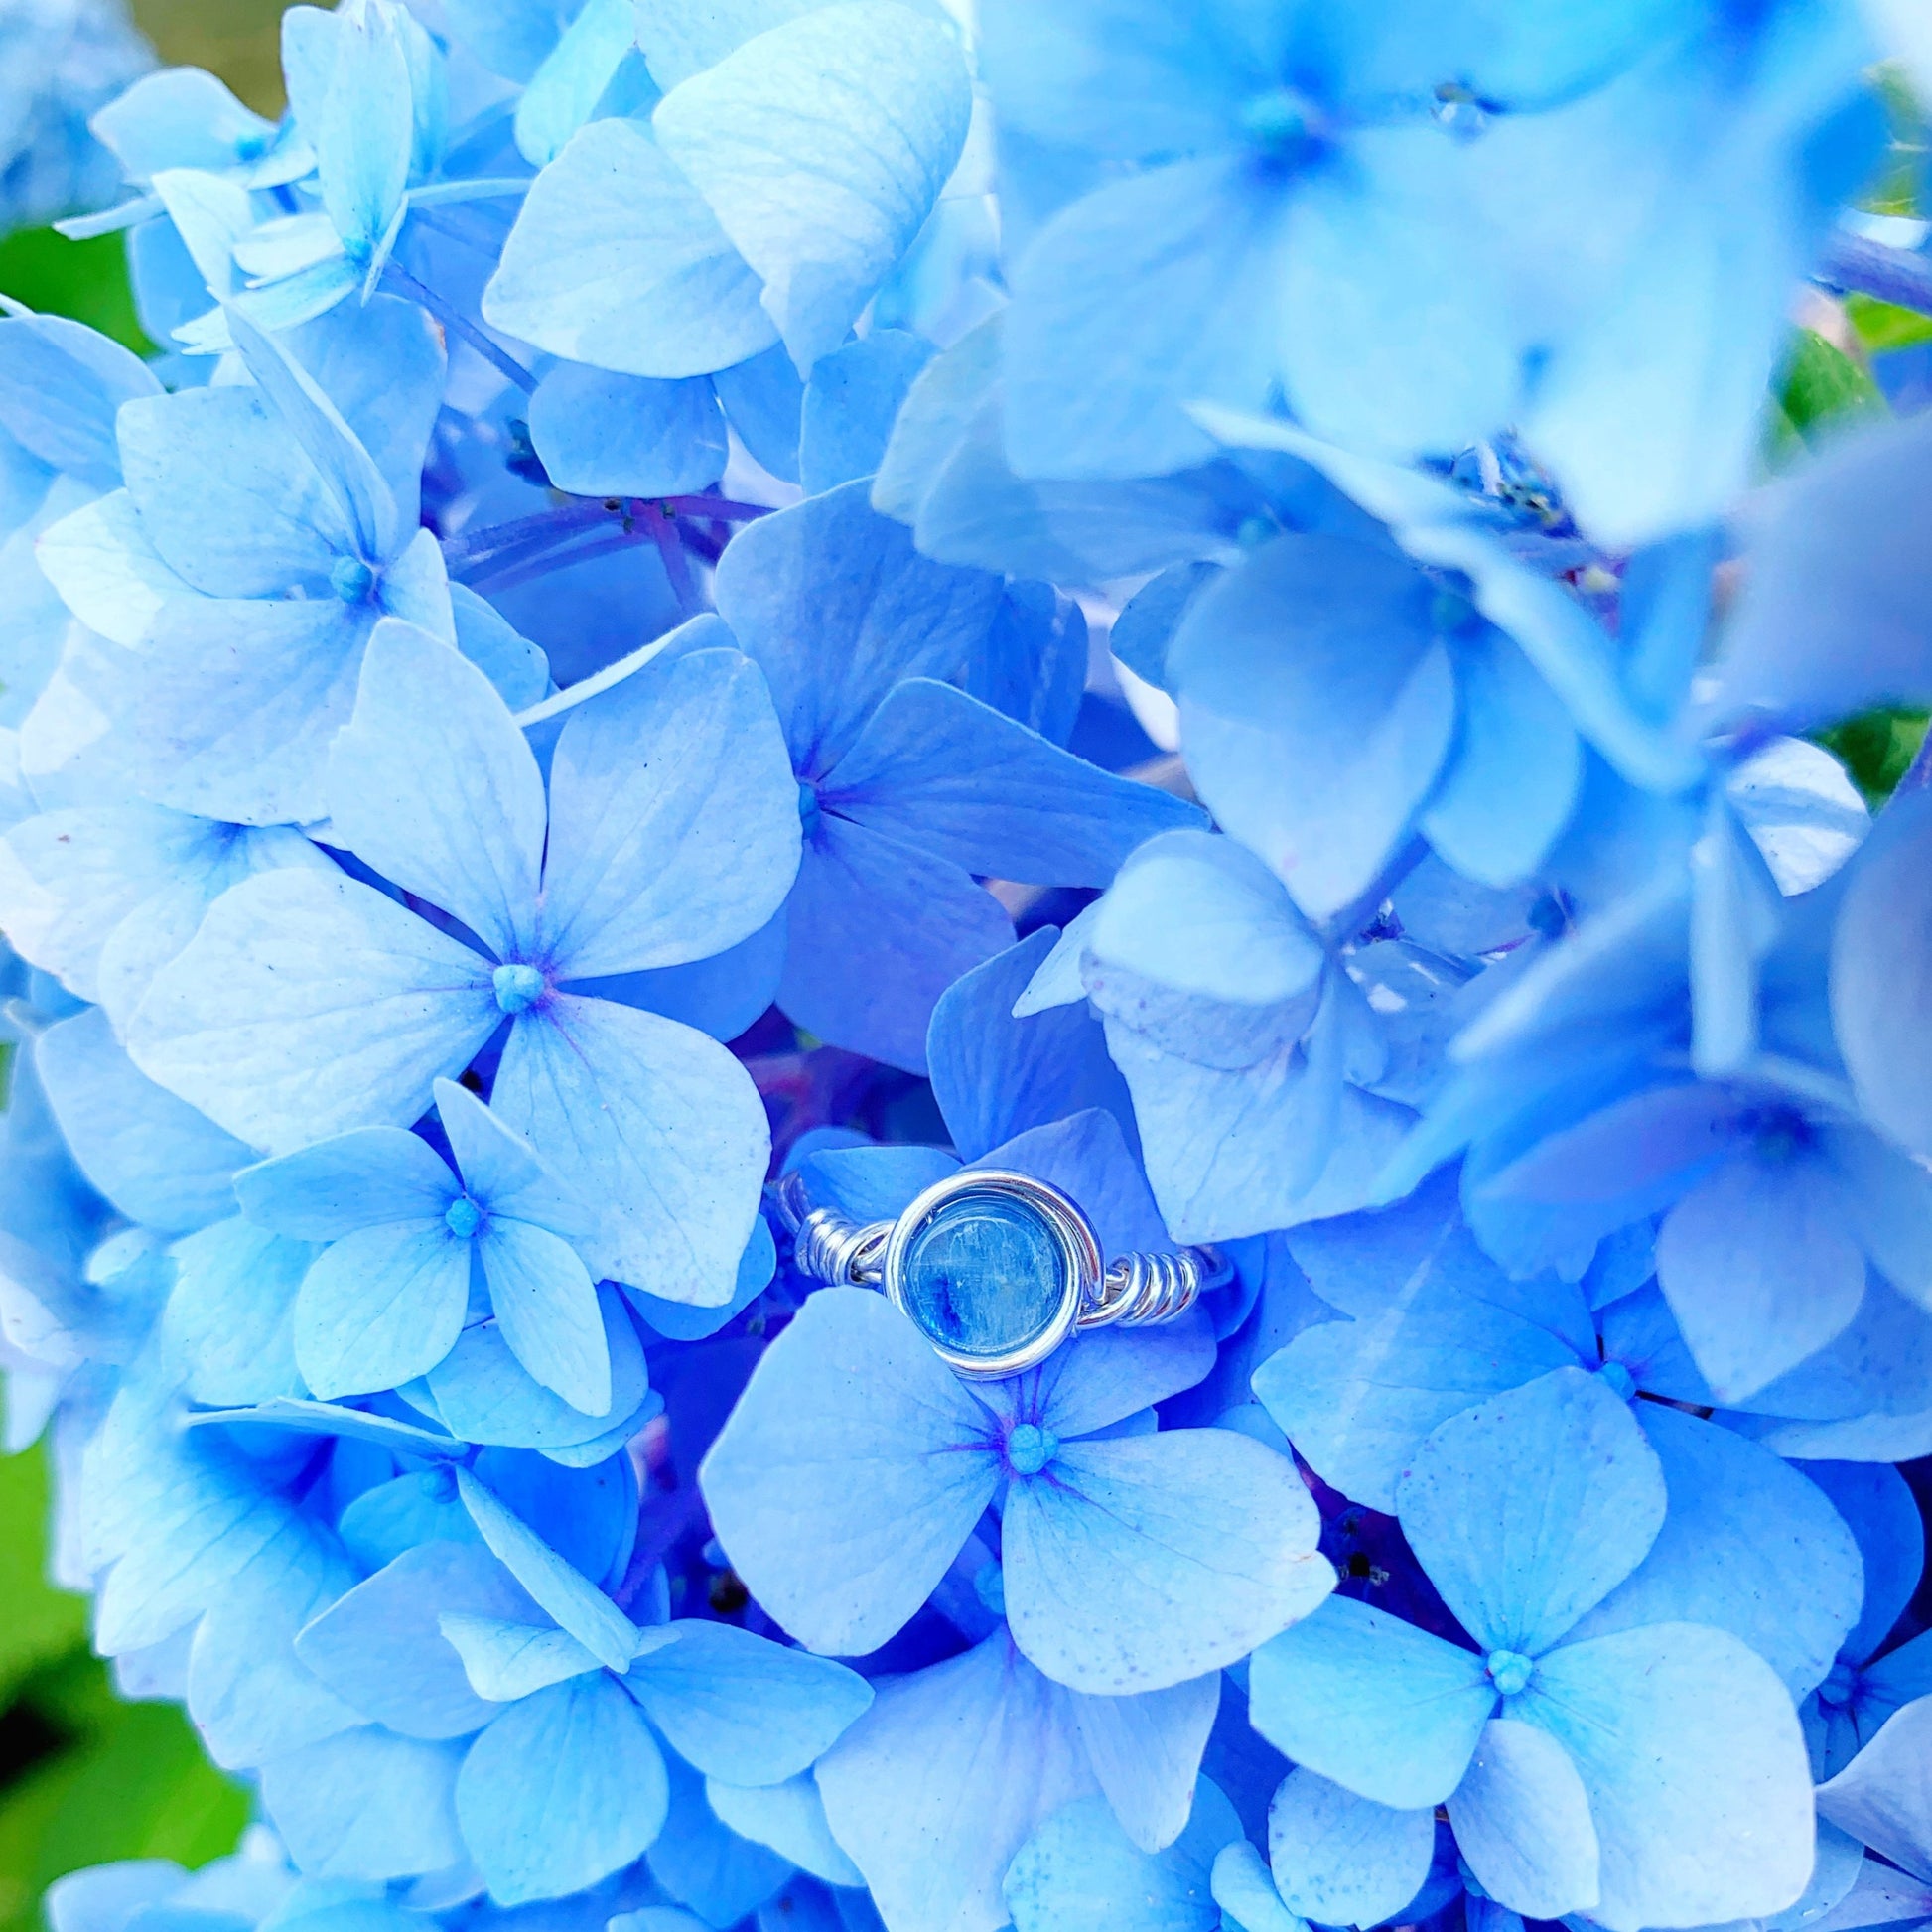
[
  {"x1": 1596, "y1": 1359, "x2": 1636, "y2": 1401},
  {"x1": 1240, "y1": 85, "x2": 1321, "y2": 157},
  {"x1": 444, "y1": 1195, "x2": 483, "y2": 1239},
  {"x1": 330, "y1": 556, "x2": 376, "y2": 603},
  {"x1": 1005, "y1": 1423, "x2": 1059, "y2": 1478},
  {"x1": 1487, "y1": 1649, "x2": 1535, "y2": 1696},
  {"x1": 797, "y1": 780, "x2": 822, "y2": 837},
  {"x1": 493, "y1": 962, "x2": 546, "y2": 1014},
  {"x1": 1818, "y1": 1660, "x2": 1857, "y2": 1708}
]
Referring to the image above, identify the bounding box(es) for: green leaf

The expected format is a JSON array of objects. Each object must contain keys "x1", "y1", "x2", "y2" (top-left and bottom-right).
[
  {"x1": 0, "y1": 228, "x2": 152, "y2": 355},
  {"x1": 1776, "y1": 329, "x2": 1888, "y2": 441},
  {"x1": 1847, "y1": 294, "x2": 1932, "y2": 353},
  {"x1": 0, "y1": 1448, "x2": 87, "y2": 1706},
  {"x1": 1816, "y1": 708, "x2": 1930, "y2": 805}
]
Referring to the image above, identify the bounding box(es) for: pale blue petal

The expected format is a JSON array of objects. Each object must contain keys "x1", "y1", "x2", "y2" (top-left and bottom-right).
[
  {"x1": 491, "y1": 993, "x2": 769, "y2": 1298},
  {"x1": 433, "y1": 1077, "x2": 596, "y2": 1244},
  {"x1": 1446, "y1": 1718, "x2": 1600, "y2": 1921},
  {"x1": 261, "y1": 1728, "x2": 466, "y2": 1882},
  {"x1": 164, "y1": 1218, "x2": 313, "y2": 1407},
  {"x1": 235, "y1": 1127, "x2": 458, "y2": 1241},
  {"x1": 652, "y1": 3, "x2": 971, "y2": 370},
  {"x1": 1266, "y1": 1768, "x2": 1434, "y2": 1930},
  {"x1": 1821, "y1": 1125, "x2": 1932, "y2": 1314},
  {"x1": 479, "y1": 1217, "x2": 608, "y2": 1415},
  {"x1": 513, "y1": 0, "x2": 637, "y2": 164},
  {"x1": 714, "y1": 340, "x2": 805, "y2": 481},
  {"x1": 439, "y1": 1614, "x2": 603, "y2": 1701},
  {"x1": 1213, "y1": 1841, "x2": 1305, "y2": 1932},
  {"x1": 700, "y1": 1286, "x2": 998, "y2": 1655},
  {"x1": 926, "y1": 928, "x2": 1132, "y2": 1165},
  {"x1": 815, "y1": 1632, "x2": 1103, "y2": 1932},
  {"x1": 33, "y1": 490, "x2": 196, "y2": 648},
  {"x1": 116, "y1": 385, "x2": 350, "y2": 595},
  {"x1": 1818, "y1": 1700, "x2": 1932, "y2": 1885},
  {"x1": 823, "y1": 677, "x2": 1201, "y2": 886},
  {"x1": 1002, "y1": 1429, "x2": 1334, "y2": 1694},
  {"x1": 711, "y1": 479, "x2": 1003, "y2": 774},
  {"x1": 975, "y1": 1109, "x2": 1166, "y2": 1259},
  {"x1": 425, "y1": 1287, "x2": 652, "y2": 1451},
  {"x1": 1022, "y1": 1320, "x2": 1218, "y2": 1443},
  {"x1": 36, "y1": 1008, "x2": 252, "y2": 1232},
  {"x1": 1564, "y1": 1406, "x2": 1863, "y2": 1700},
  {"x1": 72, "y1": 597, "x2": 374, "y2": 826},
  {"x1": 800, "y1": 329, "x2": 934, "y2": 494},
  {"x1": 704, "y1": 1774, "x2": 864, "y2": 1887},
  {"x1": 295, "y1": 1540, "x2": 539, "y2": 1739},
  {"x1": 452, "y1": 584, "x2": 549, "y2": 713},
  {"x1": 539, "y1": 645, "x2": 799, "y2": 979},
  {"x1": 483, "y1": 118, "x2": 777, "y2": 378},
  {"x1": 1171, "y1": 535, "x2": 1455, "y2": 923},
  {"x1": 624, "y1": 1619, "x2": 872, "y2": 1783},
  {"x1": 1395, "y1": 1366, "x2": 1667, "y2": 1657},
  {"x1": 454, "y1": 1466, "x2": 640, "y2": 1673},
  {"x1": 1519, "y1": 1624, "x2": 1816, "y2": 1932},
  {"x1": 313, "y1": 0, "x2": 413, "y2": 257},
  {"x1": 1068, "y1": 1671, "x2": 1220, "y2": 1854},
  {"x1": 456, "y1": 1674, "x2": 669, "y2": 1904},
  {"x1": 1003, "y1": 158, "x2": 1281, "y2": 481},
  {"x1": 527, "y1": 364, "x2": 727, "y2": 498},
  {"x1": 292, "y1": 1218, "x2": 471, "y2": 1398},
  {"x1": 326, "y1": 619, "x2": 544, "y2": 959},
  {"x1": 1655, "y1": 1153, "x2": 1867, "y2": 1404},
  {"x1": 1803, "y1": 1461, "x2": 1924, "y2": 1666},
  {"x1": 1005, "y1": 1782, "x2": 1240, "y2": 1932},
  {"x1": 1247, "y1": 1596, "x2": 1495, "y2": 1810},
  {"x1": 0, "y1": 314, "x2": 159, "y2": 487},
  {"x1": 646, "y1": 1753, "x2": 793, "y2": 1924}
]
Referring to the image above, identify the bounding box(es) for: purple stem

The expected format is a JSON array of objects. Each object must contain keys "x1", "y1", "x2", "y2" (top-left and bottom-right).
[
  {"x1": 443, "y1": 499, "x2": 616, "y2": 576},
  {"x1": 471, "y1": 526, "x2": 651, "y2": 596},
  {"x1": 640, "y1": 499, "x2": 698, "y2": 611},
  {"x1": 1816, "y1": 233, "x2": 1932, "y2": 316},
  {"x1": 382, "y1": 260, "x2": 537, "y2": 393}
]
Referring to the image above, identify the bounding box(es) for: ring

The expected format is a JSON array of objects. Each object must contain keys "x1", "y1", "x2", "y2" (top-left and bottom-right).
[{"x1": 769, "y1": 1168, "x2": 1231, "y2": 1379}]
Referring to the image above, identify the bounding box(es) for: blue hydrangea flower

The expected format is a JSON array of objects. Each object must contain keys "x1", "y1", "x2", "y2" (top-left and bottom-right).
[
  {"x1": 1248, "y1": 1367, "x2": 1817, "y2": 1930},
  {"x1": 123, "y1": 617, "x2": 798, "y2": 1304}
]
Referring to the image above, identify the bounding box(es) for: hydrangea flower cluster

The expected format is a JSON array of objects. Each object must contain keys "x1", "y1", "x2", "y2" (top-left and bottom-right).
[{"x1": 5, "y1": 4, "x2": 1932, "y2": 1932}]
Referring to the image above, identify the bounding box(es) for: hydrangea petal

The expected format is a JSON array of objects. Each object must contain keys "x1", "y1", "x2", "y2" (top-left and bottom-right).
[
  {"x1": 292, "y1": 1217, "x2": 470, "y2": 1399},
  {"x1": 1266, "y1": 1768, "x2": 1435, "y2": 1930},
  {"x1": 478, "y1": 1216, "x2": 609, "y2": 1416},
  {"x1": 1446, "y1": 1718, "x2": 1600, "y2": 1921},
  {"x1": 235, "y1": 1127, "x2": 457, "y2": 1240},
  {"x1": 261, "y1": 1727, "x2": 465, "y2": 1882}
]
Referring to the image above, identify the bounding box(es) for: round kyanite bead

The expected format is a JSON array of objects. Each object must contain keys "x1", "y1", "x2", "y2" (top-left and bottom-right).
[
  {"x1": 1487, "y1": 1649, "x2": 1536, "y2": 1697},
  {"x1": 897, "y1": 1188, "x2": 1069, "y2": 1362}
]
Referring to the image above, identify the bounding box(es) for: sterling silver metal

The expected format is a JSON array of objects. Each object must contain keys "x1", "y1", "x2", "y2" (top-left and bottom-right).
[{"x1": 770, "y1": 1167, "x2": 1231, "y2": 1379}]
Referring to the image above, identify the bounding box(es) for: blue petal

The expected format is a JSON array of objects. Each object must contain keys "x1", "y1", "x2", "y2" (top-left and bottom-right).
[
  {"x1": 261, "y1": 1727, "x2": 466, "y2": 1882},
  {"x1": 651, "y1": 3, "x2": 972, "y2": 371},
  {"x1": 1655, "y1": 1151, "x2": 1867, "y2": 1404},
  {"x1": 512, "y1": 0, "x2": 638, "y2": 164},
  {"x1": 479, "y1": 1217, "x2": 609, "y2": 1415},
  {"x1": 0, "y1": 314, "x2": 159, "y2": 488},
  {"x1": 1002, "y1": 1428, "x2": 1334, "y2": 1694},
  {"x1": 700, "y1": 1287, "x2": 999, "y2": 1655},
  {"x1": 293, "y1": 1217, "x2": 471, "y2": 1399},
  {"x1": 36, "y1": 1008, "x2": 252, "y2": 1232},
  {"x1": 295, "y1": 1539, "x2": 538, "y2": 1739},
  {"x1": 780, "y1": 816, "x2": 1014, "y2": 1073},
  {"x1": 165, "y1": 1218, "x2": 314, "y2": 1407},
  {"x1": 1446, "y1": 1718, "x2": 1600, "y2": 1921},
  {"x1": 800, "y1": 330, "x2": 935, "y2": 494},
  {"x1": 1254, "y1": 1194, "x2": 1591, "y2": 1512},
  {"x1": 440, "y1": 1615, "x2": 605, "y2": 1701},
  {"x1": 1564, "y1": 1405, "x2": 1862, "y2": 1700},
  {"x1": 1068, "y1": 1670, "x2": 1220, "y2": 1853},
  {"x1": 491, "y1": 993, "x2": 769, "y2": 1298},
  {"x1": 454, "y1": 1466, "x2": 640, "y2": 1672},
  {"x1": 1395, "y1": 1366, "x2": 1667, "y2": 1657},
  {"x1": 976, "y1": 1109, "x2": 1166, "y2": 1259},
  {"x1": 1002, "y1": 158, "x2": 1281, "y2": 481},
  {"x1": 713, "y1": 340, "x2": 805, "y2": 481},
  {"x1": 823, "y1": 677, "x2": 1201, "y2": 887},
  {"x1": 433, "y1": 1077, "x2": 596, "y2": 1245},
  {"x1": 1170, "y1": 535, "x2": 1456, "y2": 923},
  {"x1": 456, "y1": 1674, "x2": 669, "y2": 1904},
  {"x1": 1818, "y1": 1700, "x2": 1932, "y2": 1884},
  {"x1": 624, "y1": 1620, "x2": 872, "y2": 1784},
  {"x1": 646, "y1": 1752, "x2": 793, "y2": 1926},
  {"x1": 539, "y1": 645, "x2": 799, "y2": 980},
  {"x1": 926, "y1": 929, "x2": 1133, "y2": 1165},
  {"x1": 704, "y1": 1773, "x2": 864, "y2": 1887},
  {"x1": 814, "y1": 1631, "x2": 1105, "y2": 1932},
  {"x1": 1519, "y1": 1624, "x2": 1816, "y2": 1932},
  {"x1": 1803, "y1": 1460, "x2": 1924, "y2": 1666},
  {"x1": 312, "y1": 0, "x2": 413, "y2": 258},
  {"x1": 235, "y1": 1127, "x2": 458, "y2": 1241},
  {"x1": 1248, "y1": 1595, "x2": 1495, "y2": 1810},
  {"x1": 712, "y1": 480, "x2": 1002, "y2": 775},
  {"x1": 1212, "y1": 1840, "x2": 1305, "y2": 1932},
  {"x1": 527, "y1": 364, "x2": 727, "y2": 498},
  {"x1": 1005, "y1": 1782, "x2": 1241, "y2": 1932},
  {"x1": 483, "y1": 118, "x2": 777, "y2": 377},
  {"x1": 1265, "y1": 1768, "x2": 1434, "y2": 1930},
  {"x1": 326, "y1": 618, "x2": 547, "y2": 964}
]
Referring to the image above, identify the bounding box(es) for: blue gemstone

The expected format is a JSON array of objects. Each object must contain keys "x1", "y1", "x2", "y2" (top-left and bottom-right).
[{"x1": 898, "y1": 1192, "x2": 1068, "y2": 1361}]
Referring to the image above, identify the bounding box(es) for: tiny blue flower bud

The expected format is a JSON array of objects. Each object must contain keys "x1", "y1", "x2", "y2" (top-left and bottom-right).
[
  {"x1": 1005, "y1": 1422, "x2": 1058, "y2": 1477},
  {"x1": 1596, "y1": 1359, "x2": 1636, "y2": 1401},
  {"x1": 331, "y1": 556, "x2": 377, "y2": 603},
  {"x1": 493, "y1": 962, "x2": 546, "y2": 1013},
  {"x1": 1486, "y1": 1649, "x2": 1536, "y2": 1697},
  {"x1": 445, "y1": 1195, "x2": 483, "y2": 1239}
]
